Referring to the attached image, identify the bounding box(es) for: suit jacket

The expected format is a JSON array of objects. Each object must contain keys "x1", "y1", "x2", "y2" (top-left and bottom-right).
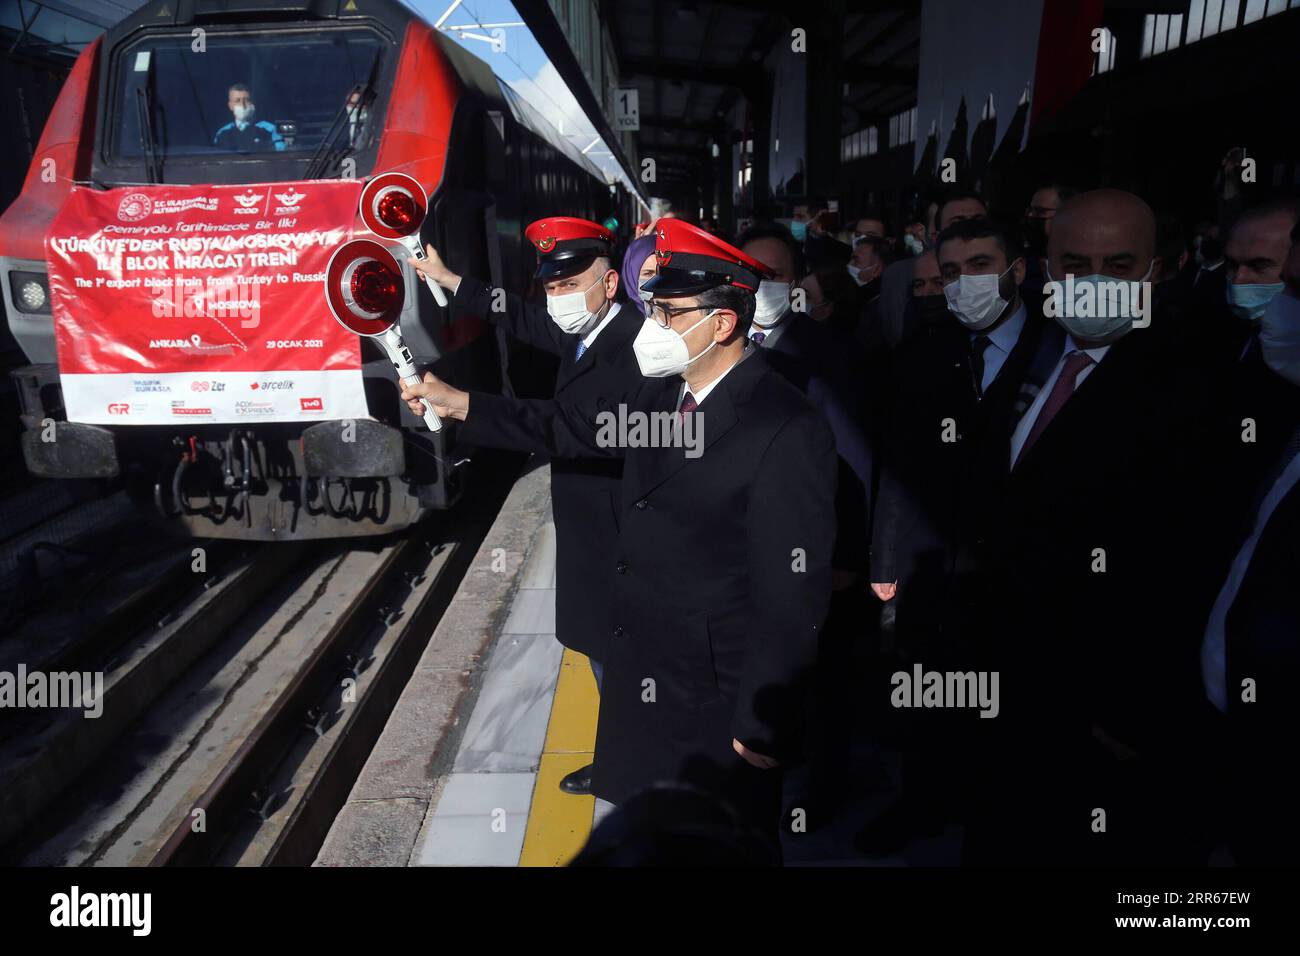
[
  {"x1": 453, "y1": 277, "x2": 642, "y2": 662},
  {"x1": 1219, "y1": 371, "x2": 1300, "y2": 864},
  {"x1": 871, "y1": 305, "x2": 1047, "y2": 651},
  {"x1": 966, "y1": 313, "x2": 1237, "y2": 863},
  {"x1": 464, "y1": 351, "x2": 837, "y2": 810}
]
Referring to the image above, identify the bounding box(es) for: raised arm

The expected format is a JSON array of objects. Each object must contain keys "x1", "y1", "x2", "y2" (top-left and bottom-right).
[{"x1": 409, "y1": 245, "x2": 568, "y2": 356}]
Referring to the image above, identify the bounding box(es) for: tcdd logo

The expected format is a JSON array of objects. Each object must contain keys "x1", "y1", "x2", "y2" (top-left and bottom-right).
[{"x1": 117, "y1": 192, "x2": 152, "y2": 222}]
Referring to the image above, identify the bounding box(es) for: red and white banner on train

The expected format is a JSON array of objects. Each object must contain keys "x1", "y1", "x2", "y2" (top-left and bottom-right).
[{"x1": 44, "y1": 180, "x2": 370, "y2": 425}]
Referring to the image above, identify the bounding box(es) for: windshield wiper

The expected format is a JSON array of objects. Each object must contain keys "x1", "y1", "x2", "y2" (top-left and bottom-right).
[
  {"x1": 135, "y1": 64, "x2": 163, "y2": 183},
  {"x1": 303, "y1": 48, "x2": 381, "y2": 181}
]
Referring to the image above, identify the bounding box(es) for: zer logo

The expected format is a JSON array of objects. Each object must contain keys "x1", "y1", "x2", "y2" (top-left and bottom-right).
[
  {"x1": 234, "y1": 192, "x2": 261, "y2": 208},
  {"x1": 300, "y1": 397, "x2": 323, "y2": 412},
  {"x1": 275, "y1": 189, "x2": 306, "y2": 206},
  {"x1": 107, "y1": 402, "x2": 130, "y2": 415}
]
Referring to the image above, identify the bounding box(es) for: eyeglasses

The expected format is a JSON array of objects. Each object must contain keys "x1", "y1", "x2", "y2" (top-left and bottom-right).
[{"x1": 648, "y1": 301, "x2": 706, "y2": 329}]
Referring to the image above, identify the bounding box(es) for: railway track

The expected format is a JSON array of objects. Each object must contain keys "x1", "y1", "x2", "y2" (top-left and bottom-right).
[{"x1": 0, "y1": 450, "x2": 524, "y2": 866}]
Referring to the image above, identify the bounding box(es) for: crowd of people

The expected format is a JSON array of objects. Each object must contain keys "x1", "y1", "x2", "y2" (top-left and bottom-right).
[{"x1": 395, "y1": 170, "x2": 1299, "y2": 866}]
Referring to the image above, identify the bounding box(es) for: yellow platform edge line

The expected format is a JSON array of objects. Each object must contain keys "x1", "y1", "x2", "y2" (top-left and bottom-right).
[{"x1": 519, "y1": 648, "x2": 600, "y2": 867}]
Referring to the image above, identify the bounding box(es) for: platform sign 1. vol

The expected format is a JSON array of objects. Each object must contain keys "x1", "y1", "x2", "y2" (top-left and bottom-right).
[
  {"x1": 45, "y1": 180, "x2": 372, "y2": 425},
  {"x1": 614, "y1": 87, "x2": 640, "y2": 131}
]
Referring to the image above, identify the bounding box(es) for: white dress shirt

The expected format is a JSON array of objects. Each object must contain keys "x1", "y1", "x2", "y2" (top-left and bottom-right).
[
  {"x1": 1010, "y1": 335, "x2": 1111, "y2": 466},
  {"x1": 1201, "y1": 446, "x2": 1300, "y2": 713},
  {"x1": 579, "y1": 301, "x2": 621, "y2": 352},
  {"x1": 750, "y1": 309, "x2": 791, "y2": 350},
  {"x1": 974, "y1": 304, "x2": 1027, "y2": 393},
  {"x1": 678, "y1": 344, "x2": 753, "y2": 410}
]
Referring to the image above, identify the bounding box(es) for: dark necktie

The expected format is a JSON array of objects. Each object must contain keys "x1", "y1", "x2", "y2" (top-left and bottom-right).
[
  {"x1": 678, "y1": 390, "x2": 698, "y2": 421},
  {"x1": 970, "y1": 335, "x2": 992, "y2": 397},
  {"x1": 750, "y1": 331, "x2": 766, "y2": 345},
  {"x1": 1016, "y1": 350, "x2": 1095, "y2": 465}
]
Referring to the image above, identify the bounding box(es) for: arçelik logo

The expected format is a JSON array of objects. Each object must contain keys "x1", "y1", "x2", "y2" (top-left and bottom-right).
[{"x1": 117, "y1": 192, "x2": 152, "y2": 222}]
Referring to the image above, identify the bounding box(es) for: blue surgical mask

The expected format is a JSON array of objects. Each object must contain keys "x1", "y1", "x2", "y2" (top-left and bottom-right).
[
  {"x1": 1259, "y1": 292, "x2": 1300, "y2": 386},
  {"x1": 635, "y1": 281, "x2": 654, "y2": 316},
  {"x1": 1226, "y1": 281, "x2": 1286, "y2": 321},
  {"x1": 789, "y1": 221, "x2": 808, "y2": 242},
  {"x1": 903, "y1": 234, "x2": 924, "y2": 255},
  {"x1": 1045, "y1": 262, "x2": 1153, "y2": 342}
]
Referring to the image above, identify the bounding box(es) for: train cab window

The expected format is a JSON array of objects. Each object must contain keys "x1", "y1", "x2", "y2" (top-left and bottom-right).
[{"x1": 112, "y1": 28, "x2": 385, "y2": 164}]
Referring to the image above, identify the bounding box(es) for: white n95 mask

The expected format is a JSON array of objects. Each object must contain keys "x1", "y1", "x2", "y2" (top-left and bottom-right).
[
  {"x1": 944, "y1": 262, "x2": 1016, "y2": 330},
  {"x1": 752, "y1": 280, "x2": 792, "y2": 328},
  {"x1": 546, "y1": 275, "x2": 605, "y2": 333},
  {"x1": 632, "y1": 310, "x2": 718, "y2": 378}
]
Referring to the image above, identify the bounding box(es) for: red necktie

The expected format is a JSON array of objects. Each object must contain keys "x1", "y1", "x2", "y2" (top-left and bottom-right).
[
  {"x1": 678, "y1": 390, "x2": 698, "y2": 421},
  {"x1": 1015, "y1": 350, "x2": 1095, "y2": 465}
]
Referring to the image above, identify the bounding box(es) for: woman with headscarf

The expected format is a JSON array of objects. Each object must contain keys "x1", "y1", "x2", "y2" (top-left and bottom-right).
[{"x1": 620, "y1": 232, "x2": 659, "y2": 317}]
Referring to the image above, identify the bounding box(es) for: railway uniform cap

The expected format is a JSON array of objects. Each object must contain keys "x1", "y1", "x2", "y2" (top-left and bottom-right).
[
  {"x1": 524, "y1": 216, "x2": 615, "y2": 280},
  {"x1": 643, "y1": 218, "x2": 774, "y2": 297}
]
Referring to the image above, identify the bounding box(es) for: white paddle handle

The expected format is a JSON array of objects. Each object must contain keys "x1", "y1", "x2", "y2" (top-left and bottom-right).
[
  {"x1": 383, "y1": 327, "x2": 443, "y2": 432},
  {"x1": 402, "y1": 374, "x2": 443, "y2": 432},
  {"x1": 400, "y1": 235, "x2": 449, "y2": 307}
]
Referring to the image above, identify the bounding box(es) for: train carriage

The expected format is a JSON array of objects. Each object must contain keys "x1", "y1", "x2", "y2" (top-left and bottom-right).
[{"x1": 0, "y1": 0, "x2": 642, "y2": 540}]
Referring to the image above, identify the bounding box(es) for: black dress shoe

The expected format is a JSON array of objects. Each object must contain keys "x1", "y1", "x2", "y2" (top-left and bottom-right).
[{"x1": 559, "y1": 763, "x2": 594, "y2": 795}]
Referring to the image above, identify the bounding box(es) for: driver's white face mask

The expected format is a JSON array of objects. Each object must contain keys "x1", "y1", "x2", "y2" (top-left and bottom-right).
[{"x1": 232, "y1": 103, "x2": 254, "y2": 124}]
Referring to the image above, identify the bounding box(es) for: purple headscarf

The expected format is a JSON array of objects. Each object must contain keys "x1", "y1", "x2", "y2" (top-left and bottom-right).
[{"x1": 620, "y1": 234, "x2": 659, "y2": 316}]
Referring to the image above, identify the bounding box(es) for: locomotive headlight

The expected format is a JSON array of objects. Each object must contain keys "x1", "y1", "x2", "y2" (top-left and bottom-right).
[{"x1": 9, "y1": 271, "x2": 51, "y2": 314}]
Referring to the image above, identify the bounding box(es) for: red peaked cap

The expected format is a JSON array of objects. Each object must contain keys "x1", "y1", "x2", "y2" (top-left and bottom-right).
[
  {"x1": 524, "y1": 216, "x2": 615, "y2": 280},
  {"x1": 642, "y1": 218, "x2": 775, "y2": 296}
]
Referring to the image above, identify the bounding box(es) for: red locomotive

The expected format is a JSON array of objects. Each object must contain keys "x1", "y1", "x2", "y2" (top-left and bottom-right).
[{"x1": 0, "y1": 0, "x2": 640, "y2": 539}]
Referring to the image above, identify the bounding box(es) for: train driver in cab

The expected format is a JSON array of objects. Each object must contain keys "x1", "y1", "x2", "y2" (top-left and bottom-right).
[{"x1": 213, "y1": 83, "x2": 285, "y2": 152}]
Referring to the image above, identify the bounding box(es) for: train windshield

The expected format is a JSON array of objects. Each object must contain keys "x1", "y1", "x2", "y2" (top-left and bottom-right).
[{"x1": 111, "y1": 27, "x2": 385, "y2": 166}]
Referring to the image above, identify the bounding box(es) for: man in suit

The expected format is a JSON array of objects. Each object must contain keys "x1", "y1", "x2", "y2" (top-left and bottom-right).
[
  {"x1": 737, "y1": 223, "x2": 874, "y2": 822},
  {"x1": 970, "y1": 189, "x2": 1229, "y2": 865},
  {"x1": 883, "y1": 192, "x2": 989, "y2": 348},
  {"x1": 861, "y1": 217, "x2": 1045, "y2": 854},
  {"x1": 1201, "y1": 223, "x2": 1300, "y2": 865},
  {"x1": 401, "y1": 220, "x2": 837, "y2": 847},
  {"x1": 409, "y1": 217, "x2": 642, "y2": 797},
  {"x1": 1222, "y1": 201, "x2": 1298, "y2": 339}
]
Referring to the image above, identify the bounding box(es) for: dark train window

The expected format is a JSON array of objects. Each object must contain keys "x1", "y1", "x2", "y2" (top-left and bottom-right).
[{"x1": 111, "y1": 27, "x2": 385, "y2": 160}]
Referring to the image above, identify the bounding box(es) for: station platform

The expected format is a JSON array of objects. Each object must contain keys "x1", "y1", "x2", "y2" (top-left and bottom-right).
[{"x1": 318, "y1": 457, "x2": 961, "y2": 867}]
